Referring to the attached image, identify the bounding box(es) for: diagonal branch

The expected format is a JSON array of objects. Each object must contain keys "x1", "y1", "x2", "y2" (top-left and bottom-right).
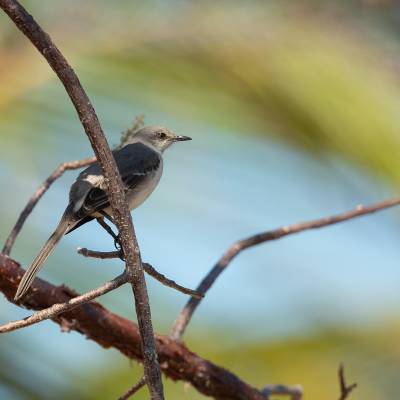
[
  {"x1": 171, "y1": 197, "x2": 400, "y2": 339},
  {"x1": 2, "y1": 157, "x2": 96, "y2": 256},
  {"x1": 119, "y1": 376, "x2": 146, "y2": 400},
  {"x1": 338, "y1": 364, "x2": 357, "y2": 400},
  {"x1": 0, "y1": 273, "x2": 128, "y2": 333},
  {"x1": 0, "y1": 254, "x2": 266, "y2": 400},
  {"x1": 143, "y1": 263, "x2": 203, "y2": 299},
  {"x1": 0, "y1": 1, "x2": 163, "y2": 397},
  {"x1": 0, "y1": 252, "x2": 202, "y2": 334},
  {"x1": 77, "y1": 248, "x2": 203, "y2": 298}
]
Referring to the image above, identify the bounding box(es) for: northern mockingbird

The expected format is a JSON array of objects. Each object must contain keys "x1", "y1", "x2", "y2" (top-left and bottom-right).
[{"x1": 15, "y1": 125, "x2": 191, "y2": 300}]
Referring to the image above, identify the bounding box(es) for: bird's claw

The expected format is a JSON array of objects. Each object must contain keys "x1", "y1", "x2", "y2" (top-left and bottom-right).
[
  {"x1": 114, "y1": 234, "x2": 122, "y2": 251},
  {"x1": 113, "y1": 235, "x2": 125, "y2": 261}
]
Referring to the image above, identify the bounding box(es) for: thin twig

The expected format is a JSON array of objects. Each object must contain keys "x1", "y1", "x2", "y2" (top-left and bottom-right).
[
  {"x1": 2, "y1": 157, "x2": 95, "y2": 255},
  {"x1": 77, "y1": 248, "x2": 203, "y2": 299},
  {"x1": 119, "y1": 376, "x2": 146, "y2": 400},
  {"x1": 78, "y1": 247, "x2": 121, "y2": 259},
  {"x1": 144, "y1": 263, "x2": 204, "y2": 299},
  {"x1": 0, "y1": 273, "x2": 127, "y2": 333},
  {"x1": 116, "y1": 115, "x2": 145, "y2": 150},
  {"x1": 262, "y1": 384, "x2": 302, "y2": 400},
  {"x1": 171, "y1": 197, "x2": 400, "y2": 339},
  {"x1": 338, "y1": 364, "x2": 357, "y2": 400},
  {"x1": 0, "y1": 1, "x2": 163, "y2": 397},
  {"x1": 0, "y1": 255, "x2": 266, "y2": 400}
]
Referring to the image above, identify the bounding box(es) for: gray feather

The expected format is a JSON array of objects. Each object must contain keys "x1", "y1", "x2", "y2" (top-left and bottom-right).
[
  {"x1": 69, "y1": 142, "x2": 161, "y2": 220},
  {"x1": 14, "y1": 214, "x2": 71, "y2": 301}
]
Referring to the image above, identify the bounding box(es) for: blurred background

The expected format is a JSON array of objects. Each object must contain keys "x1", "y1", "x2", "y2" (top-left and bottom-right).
[{"x1": 1, "y1": 0, "x2": 400, "y2": 398}]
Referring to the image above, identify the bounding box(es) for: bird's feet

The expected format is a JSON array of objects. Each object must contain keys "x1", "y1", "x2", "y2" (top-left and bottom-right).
[
  {"x1": 114, "y1": 234, "x2": 121, "y2": 250},
  {"x1": 114, "y1": 234, "x2": 125, "y2": 261}
]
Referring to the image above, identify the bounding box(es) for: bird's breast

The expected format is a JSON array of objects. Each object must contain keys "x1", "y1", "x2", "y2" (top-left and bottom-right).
[{"x1": 126, "y1": 162, "x2": 163, "y2": 210}]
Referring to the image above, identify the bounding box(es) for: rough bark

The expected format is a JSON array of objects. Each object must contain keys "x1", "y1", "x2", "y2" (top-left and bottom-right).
[{"x1": 0, "y1": 254, "x2": 265, "y2": 400}]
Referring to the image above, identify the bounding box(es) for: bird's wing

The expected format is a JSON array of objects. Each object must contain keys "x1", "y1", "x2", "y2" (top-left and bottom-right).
[{"x1": 69, "y1": 142, "x2": 161, "y2": 219}]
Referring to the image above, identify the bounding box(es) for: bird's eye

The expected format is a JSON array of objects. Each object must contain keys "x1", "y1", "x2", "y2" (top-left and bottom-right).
[{"x1": 158, "y1": 131, "x2": 167, "y2": 139}]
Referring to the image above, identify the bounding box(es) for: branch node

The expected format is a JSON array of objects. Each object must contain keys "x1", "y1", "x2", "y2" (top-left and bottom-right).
[{"x1": 338, "y1": 364, "x2": 357, "y2": 400}]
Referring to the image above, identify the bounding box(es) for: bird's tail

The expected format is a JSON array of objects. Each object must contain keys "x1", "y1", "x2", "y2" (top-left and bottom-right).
[{"x1": 14, "y1": 214, "x2": 72, "y2": 301}]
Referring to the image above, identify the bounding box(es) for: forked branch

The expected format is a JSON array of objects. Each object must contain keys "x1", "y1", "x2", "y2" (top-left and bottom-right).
[
  {"x1": 171, "y1": 196, "x2": 400, "y2": 339},
  {"x1": 77, "y1": 247, "x2": 203, "y2": 298},
  {"x1": 338, "y1": 364, "x2": 357, "y2": 400},
  {"x1": 119, "y1": 376, "x2": 146, "y2": 400}
]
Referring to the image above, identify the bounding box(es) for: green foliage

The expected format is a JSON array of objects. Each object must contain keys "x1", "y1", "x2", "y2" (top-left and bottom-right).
[{"x1": 2, "y1": 3, "x2": 400, "y2": 183}]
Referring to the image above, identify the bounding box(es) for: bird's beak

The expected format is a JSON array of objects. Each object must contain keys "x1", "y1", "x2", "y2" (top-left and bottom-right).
[{"x1": 174, "y1": 135, "x2": 192, "y2": 141}]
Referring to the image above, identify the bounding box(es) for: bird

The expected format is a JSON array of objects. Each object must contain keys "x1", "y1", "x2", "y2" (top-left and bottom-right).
[{"x1": 14, "y1": 125, "x2": 191, "y2": 301}]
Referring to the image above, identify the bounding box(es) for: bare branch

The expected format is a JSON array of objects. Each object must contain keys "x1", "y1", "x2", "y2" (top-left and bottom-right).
[
  {"x1": 0, "y1": 254, "x2": 266, "y2": 400},
  {"x1": 116, "y1": 115, "x2": 145, "y2": 150},
  {"x1": 171, "y1": 197, "x2": 400, "y2": 339},
  {"x1": 0, "y1": 273, "x2": 127, "y2": 334},
  {"x1": 78, "y1": 247, "x2": 122, "y2": 259},
  {"x1": 0, "y1": 1, "x2": 163, "y2": 397},
  {"x1": 262, "y1": 384, "x2": 302, "y2": 400},
  {"x1": 2, "y1": 157, "x2": 95, "y2": 255},
  {"x1": 119, "y1": 376, "x2": 146, "y2": 400},
  {"x1": 338, "y1": 364, "x2": 357, "y2": 400},
  {"x1": 77, "y1": 248, "x2": 203, "y2": 299},
  {"x1": 143, "y1": 263, "x2": 204, "y2": 299}
]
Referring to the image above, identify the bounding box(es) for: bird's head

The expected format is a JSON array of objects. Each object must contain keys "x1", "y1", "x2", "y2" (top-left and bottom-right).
[{"x1": 132, "y1": 125, "x2": 191, "y2": 152}]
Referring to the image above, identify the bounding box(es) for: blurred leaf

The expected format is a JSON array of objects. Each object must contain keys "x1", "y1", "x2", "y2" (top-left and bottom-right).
[{"x1": 2, "y1": 3, "x2": 400, "y2": 182}]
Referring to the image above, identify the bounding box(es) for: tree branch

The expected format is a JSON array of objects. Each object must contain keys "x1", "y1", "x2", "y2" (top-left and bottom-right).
[
  {"x1": 143, "y1": 263, "x2": 203, "y2": 299},
  {"x1": 171, "y1": 197, "x2": 400, "y2": 339},
  {"x1": 0, "y1": 272, "x2": 128, "y2": 333},
  {"x1": 77, "y1": 248, "x2": 203, "y2": 299},
  {"x1": 2, "y1": 157, "x2": 96, "y2": 256},
  {"x1": 116, "y1": 115, "x2": 145, "y2": 150},
  {"x1": 119, "y1": 376, "x2": 146, "y2": 400},
  {"x1": 338, "y1": 364, "x2": 357, "y2": 400},
  {"x1": 0, "y1": 1, "x2": 163, "y2": 397},
  {"x1": 0, "y1": 254, "x2": 266, "y2": 400},
  {"x1": 78, "y1": 248, "x2": 122, "y2": 259}
]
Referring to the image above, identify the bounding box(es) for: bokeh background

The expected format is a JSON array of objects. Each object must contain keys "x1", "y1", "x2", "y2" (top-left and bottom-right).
[{"x1": 1, "y1": 0, "x2": 400, "y2": 398}]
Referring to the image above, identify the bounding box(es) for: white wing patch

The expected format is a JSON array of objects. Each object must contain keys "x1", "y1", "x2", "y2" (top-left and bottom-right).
[
  {"x1": 72, "y1": 174, "x2": 103, "y2": 213},
  {"x1": 83, "y1": 174, "x2": 104, "y2": 186}
]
